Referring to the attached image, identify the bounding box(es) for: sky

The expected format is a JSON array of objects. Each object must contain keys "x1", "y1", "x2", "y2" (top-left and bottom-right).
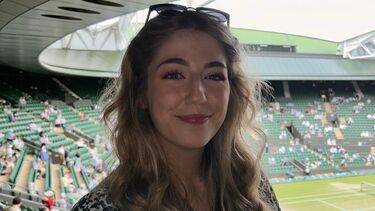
[{"x1": 201, "y1": 0, "x2": 375, "y2": 42}]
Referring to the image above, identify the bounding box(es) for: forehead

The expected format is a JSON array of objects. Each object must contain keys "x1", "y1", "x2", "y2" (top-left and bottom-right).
[{"x1": 151, "y1": 29, "x2": 225, "y2": 65}]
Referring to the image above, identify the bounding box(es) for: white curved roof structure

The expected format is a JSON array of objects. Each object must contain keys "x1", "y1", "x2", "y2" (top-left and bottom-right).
[
  {"x1": 0, "y1": 0, "x2": 174, "y2": 76},
  {"x1": 0, "y1": 0, "x2": 374, "y2": 77}
]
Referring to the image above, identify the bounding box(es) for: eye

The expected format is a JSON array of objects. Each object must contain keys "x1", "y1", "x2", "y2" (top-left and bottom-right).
[
  {"x1": 205, "y1": 73, "x2": 226, "y2": 81},
  {"x1": 163, "y1": 71, "x2": 185, "y2": 80}
]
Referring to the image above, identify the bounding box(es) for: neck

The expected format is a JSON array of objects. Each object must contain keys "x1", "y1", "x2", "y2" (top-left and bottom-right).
[
  {"x1": 157, "y1": 136, "x2": 208, "y2": 183},
  {"x1": 158, "y1": 137, "x2": 213, "y2": 210},
  {"x1": 163, "y1": 144, "x2": 204, "y2": 183}
]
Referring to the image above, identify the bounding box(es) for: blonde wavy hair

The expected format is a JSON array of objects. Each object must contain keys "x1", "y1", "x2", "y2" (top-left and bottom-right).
[{"x1": 99, "y1": 11, "x2": 271, "y2": 211}]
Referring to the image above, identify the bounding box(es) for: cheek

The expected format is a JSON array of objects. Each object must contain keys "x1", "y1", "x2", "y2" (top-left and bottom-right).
[
  {"x1": 210, "y1": 87, "x2": 230, "y2": 111},
  {"x1": 147, "y1": 82, "x2": 182, "y2": 117}
]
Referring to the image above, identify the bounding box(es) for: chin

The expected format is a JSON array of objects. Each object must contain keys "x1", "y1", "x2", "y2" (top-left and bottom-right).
[{"x1": 176, "y1": 136, "x2": 212, "y2": 150}]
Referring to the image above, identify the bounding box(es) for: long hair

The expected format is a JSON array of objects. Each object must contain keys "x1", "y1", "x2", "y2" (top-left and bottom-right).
[{"x1": 100, "y1": 11, "x2": 271, "y2": 210}]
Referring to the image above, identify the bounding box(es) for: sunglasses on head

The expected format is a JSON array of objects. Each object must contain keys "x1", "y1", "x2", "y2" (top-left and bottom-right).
[{"x1": 145, "y1": 3, "x2": 230, "y2": 27}]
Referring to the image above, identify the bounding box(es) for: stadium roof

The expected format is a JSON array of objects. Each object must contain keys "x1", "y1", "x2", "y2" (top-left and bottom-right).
[
  {"x1": 0, "y1": 0, "x2": 174, "y2": 75},
  {"x1": 209, "y1": 0, "x2": 375, "y2": 42},
  {"x1": 244, "y1": 53, "x2": 375, "y2": 80},
  {"x1": 0, "y1": 0, "x2": 374, "y2": 78},
  {"x1": 231, "y1": 28, "x2": 337, "y2": 55}
]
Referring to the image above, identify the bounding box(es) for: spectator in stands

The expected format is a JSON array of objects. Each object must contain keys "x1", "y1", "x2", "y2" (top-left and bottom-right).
[
  {"x1": 41, "y1": 190, "x2": 54, "y2": 211},
  {"x1": 61, "y1": 172, "x2": 73, "y2": 190},
  {"x1": 74, "y1": 152, "x2": 81, "y2": 171},
  {"x1": 316, "y1": 129, "x2": 323, "y2": 137},
  {"x1": 64, "y1": 147, "x2": 69, "y2": 166},
  {"x1": 3, "y1": 106, "x2": 13, "y2": 122},
  {"x1": 29, "y1": 121, "x2": 42, "y2": 133},
  {"x1": 58, "y1": 145, "x2": 65, "y2": 165},
  {"x1": 0, "y1": 97, "x2": 6, "y2": 105},
  {"x1": 346, "y1": 117, "x2": 354, "y2": 125},
  {"x1": 279, "y1": 130, "x2": 288, "y2": 140},
  {"x1": 304, "y1": 167, "x2": 311, "y2": 176},
  {"x1": 12, "y1": 136, "x2": 23, "y2": 151},
  {"x1": 94, "y1": 134, "x2": 101, "y2": 147},
  {"x1": 268, "y1": 157, "x2": 276, "y2": 166},
  {"x1": 6, "y1": 145, "x2": 14, "y2": 161},
  {"x1": 88, "y1": 175, "x2": 98, "y2": 190},
  {"x1": 72, "y1": 5, "x2": 280, "y2": 211},
  {"x1": 279, "y1": 146, "x2": 286, "y2": 153},
  {"x1": 76, "y1": 138, "x2": 86, "y2": 148},
  {"x1": 306, "y1": 103, "x2": 313, "y2": 114},
  {"x1": 40, "y1": 143, "x2": 48, "y2": 162},
  {"x1": 79, "y1": 112, "x2": 84, "y2": 121},
  {"x1": 339, "y1": 158, "x2": 347, "y2": 168},
  {"x1": 18, "y1": 96, "x2": 26, "y2": 110},
  {"x1": 38, "y1": 159, "x2": 46, "y2": 179},
  {"x1": 281, "y1": 157, "x2": 289, "y2": 166},
  {"x1": 303, "y1": 158, "x2": 310, "y2": 166},
  {"x1": 91, "y1": 153, "x2": 99, "y2": 170},
  {"x1": 11, "y1": 111, "x2": 17, "y2": 122},
  {"x1": 47, "y1": 105, "x2": 56, "y2": 114},
  {"x1": 40, "y1": 109, "x2": 49, "y2": 121},
  {"x1": 4, "y1": 157, "x2": 14, "y2": 174},
  {"x1": 39, "y1": 133, "x2": 50, "y2": 145},
  {"x1": 5, "y1": 196, "x2": 22, "y2": 211},
  {"x1": 56, "y1": 193, "x2": 67, "y2": 209},
  {"x1": 7, "y1": 128, "x2": 15, "y2": 143},
  {"x1": 0, "y1": 155, "x2": 6, "y2": 175},
  {"x1": 54, "y1": 117, "x2": 63, "y2": 128},
  {"x1": 29, "y1": 121, "x2": 37, "y2": 130},
  {"x1": 0, "y1": 130, "x2": 4, "y2": 144},
  {"x1": 31, "y1": 158, "x2": 40, "y2": 178}
]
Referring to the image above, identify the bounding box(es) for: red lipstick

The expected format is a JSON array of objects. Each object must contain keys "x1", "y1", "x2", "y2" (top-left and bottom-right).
[{"x1": 177, "y1": 114, "x2": 210, "y2": 125}]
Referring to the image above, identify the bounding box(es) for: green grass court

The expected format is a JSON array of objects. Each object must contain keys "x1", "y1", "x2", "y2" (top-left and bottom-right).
[{"x1": 273, "y1": 174, "x2": 375, "y2": 211}]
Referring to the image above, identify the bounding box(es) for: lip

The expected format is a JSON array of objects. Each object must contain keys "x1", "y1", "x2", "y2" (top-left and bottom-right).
[{"x1": 177, "y1": 114, "x2": 210, "y2": 125}]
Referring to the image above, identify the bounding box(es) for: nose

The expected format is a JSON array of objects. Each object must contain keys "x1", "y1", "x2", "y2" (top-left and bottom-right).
[{"x1": 186, "y1": 77, "x2": 207, "y2": 104}]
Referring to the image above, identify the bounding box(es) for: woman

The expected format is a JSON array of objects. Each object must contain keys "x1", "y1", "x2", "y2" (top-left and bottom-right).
[{"x1": 73, "y1": 3, "x2": 280, "y2": 211}]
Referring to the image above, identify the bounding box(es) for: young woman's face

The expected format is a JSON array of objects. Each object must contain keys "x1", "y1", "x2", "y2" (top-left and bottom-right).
[{"x1": 146, "y1": 28, "x2": 230, "y2": 152}]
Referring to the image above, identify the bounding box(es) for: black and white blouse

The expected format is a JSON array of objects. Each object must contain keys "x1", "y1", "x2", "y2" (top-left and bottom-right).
[{"x1": 72, "y1": 175, "x2": 281, "y2": 211}]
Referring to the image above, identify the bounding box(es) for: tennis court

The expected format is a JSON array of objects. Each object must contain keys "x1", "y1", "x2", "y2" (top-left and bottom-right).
[{"x1": 273, "y1": 174, "x2": 375, "y2": 211}]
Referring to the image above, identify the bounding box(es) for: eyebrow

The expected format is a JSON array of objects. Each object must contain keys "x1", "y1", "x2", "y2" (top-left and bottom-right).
[
  {"x1": 157, "y1": 58, "x2": 188, "y2": 68},
  {"x1": 204, "y1": 61, "x2": 227, "y2": 69},
  {"x1": 157, "y1": 57, "x2": 227, "y2": 69}
]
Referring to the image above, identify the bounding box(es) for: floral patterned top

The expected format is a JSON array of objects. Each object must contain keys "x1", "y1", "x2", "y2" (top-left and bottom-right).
[{"x1": 72, "y1": 175, "x2": 280, "y2": 211}]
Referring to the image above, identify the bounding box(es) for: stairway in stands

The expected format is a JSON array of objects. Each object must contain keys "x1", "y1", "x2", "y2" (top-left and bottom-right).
[{"x1": 14, "y1": 154, "x2": 33, "y2": 192}]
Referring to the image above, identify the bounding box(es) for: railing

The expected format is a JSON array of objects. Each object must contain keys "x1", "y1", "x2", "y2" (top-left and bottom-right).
[
  {"x1": 0, "y1": 180, "x2": 43, "y2": 204},
  {"x1": 0, "y1": 180, "x2": 71, "y2": 210}
]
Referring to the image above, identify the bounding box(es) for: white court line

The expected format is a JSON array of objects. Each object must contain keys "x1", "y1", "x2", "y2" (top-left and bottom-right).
[
  {"x1": 318, "y1": 199, "x2": 347, "y2": 211},
  {"x1": 279, "y1": 190, "x2": 358, "y2": 201},
  {"x1": 356, "y1": 206, "x2": 375, "y2": 211},
  {"x1": 283, "y1": 191, "x2": 372, "y2": 205}
]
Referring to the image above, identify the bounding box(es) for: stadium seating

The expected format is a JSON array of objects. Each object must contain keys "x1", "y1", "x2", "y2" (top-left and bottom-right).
[{"x1": 1, "y1": 73, "x2": 374, "y2": 210}]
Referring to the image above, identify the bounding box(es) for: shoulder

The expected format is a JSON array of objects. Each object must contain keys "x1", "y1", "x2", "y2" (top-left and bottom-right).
[
  {"x1": 71, "y1": 186, "x2": 114, "y2": 211},
  {"x1": 259, "y1": 172, "x2": 281, "y2": 211}
]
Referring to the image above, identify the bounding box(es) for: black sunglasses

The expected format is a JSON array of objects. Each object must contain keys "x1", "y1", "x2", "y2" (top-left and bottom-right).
[{"x1": 145, "y1": 3, "x2": 230, "y2": 27}]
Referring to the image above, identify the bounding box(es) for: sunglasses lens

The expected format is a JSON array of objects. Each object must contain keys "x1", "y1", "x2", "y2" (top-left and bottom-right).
[
  {"x1": 198, "y1": 9, "x2": 228, "y2": 23},
  {"x1": 155, "y1": 5, "x2": 186, "y2": 14},
  {"x1": 158, "y1": 9, "x2": 183, "y2": 16},
  {"x1": 147, "y1": 4, "x2": 229, "y2": 27}
]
